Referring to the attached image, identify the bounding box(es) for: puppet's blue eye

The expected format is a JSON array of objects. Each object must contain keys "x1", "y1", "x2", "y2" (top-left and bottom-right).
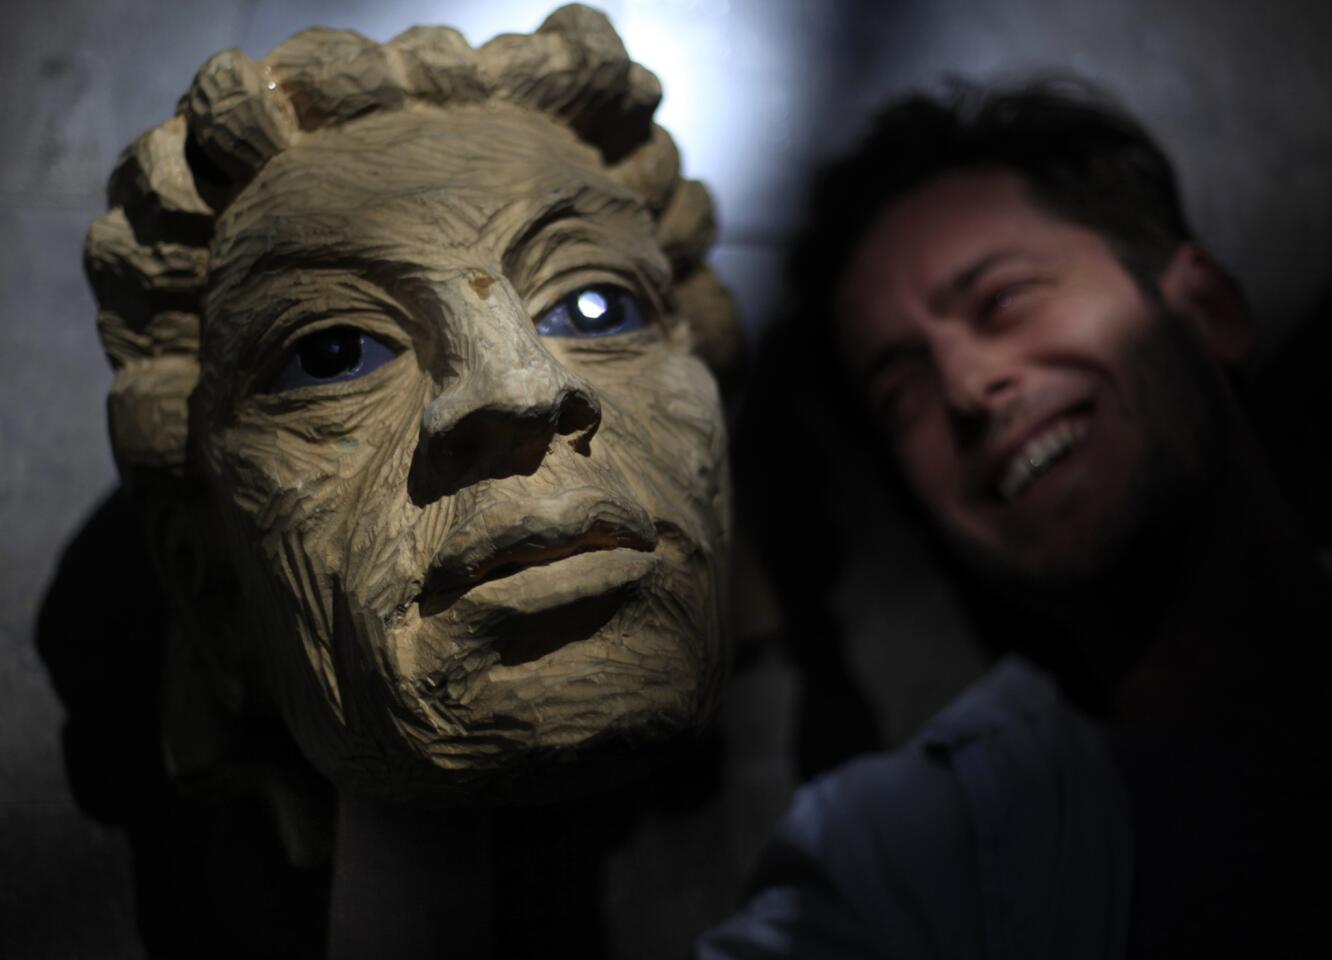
[
  {"x1": 268, "y1": 327, "x2": 396, "y2": 392},
  {"x1": 535, "y1": 285, "x2": 647, "y2": 338}
]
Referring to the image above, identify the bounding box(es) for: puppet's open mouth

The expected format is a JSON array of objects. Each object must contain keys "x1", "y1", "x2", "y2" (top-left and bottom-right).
[
  {"x1": 484, "y1": 574, "x2": 642, "y2": 666},
  {"x1": 421, "y1": 548, "x2": 660, "y2": 665},
  {"x1": 418, "y1": 524, "x2": 657, "y2": 617}
]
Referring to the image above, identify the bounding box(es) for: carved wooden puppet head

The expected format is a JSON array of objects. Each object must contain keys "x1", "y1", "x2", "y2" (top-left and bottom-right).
[{"x1": 85, "y1": 5, "x2": 740, "y2": 805}]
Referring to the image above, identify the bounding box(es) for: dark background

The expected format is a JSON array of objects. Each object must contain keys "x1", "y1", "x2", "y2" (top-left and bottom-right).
[{"x1": 4, "y1": 0, "x2": 1332, "y2": 956}]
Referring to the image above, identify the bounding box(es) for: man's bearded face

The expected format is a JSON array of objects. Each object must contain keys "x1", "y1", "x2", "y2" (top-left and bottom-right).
[
  {"x1": 194, "y1": 104, "x2": 730, "y2": 802},
  {"x1": 836, "y1": 169, "x2": 1227, "y2": 586}
]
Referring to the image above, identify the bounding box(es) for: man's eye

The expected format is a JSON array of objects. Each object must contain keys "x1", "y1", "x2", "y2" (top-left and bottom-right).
[
  {"x1": 978, "y1": 282, "x2": 1034, "y2": 324},
  {"x1": 535, "y1": 285, "x2": 647, "y2": 338},
  {"x1": 268, "y1": 326, "x2": 397, "y2": 392}
]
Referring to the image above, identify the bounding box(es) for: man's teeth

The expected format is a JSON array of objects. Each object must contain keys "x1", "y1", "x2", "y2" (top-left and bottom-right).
[{"x1": 997, "y1": 418, "x2": 1089, "y2": 502}]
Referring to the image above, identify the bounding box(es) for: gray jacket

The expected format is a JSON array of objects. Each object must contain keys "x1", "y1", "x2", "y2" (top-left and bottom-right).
[{"x1": 698, "y1": 657, "x2": 1133, "y2": 959}]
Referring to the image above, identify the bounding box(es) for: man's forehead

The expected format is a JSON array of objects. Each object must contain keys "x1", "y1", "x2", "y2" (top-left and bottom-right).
[
  {"x1": 856, "y1": 172, "x2": 1035, "y2": 282},
  {"x1": 839, "y1": 170, "x2": 1074, "y2": 332}
]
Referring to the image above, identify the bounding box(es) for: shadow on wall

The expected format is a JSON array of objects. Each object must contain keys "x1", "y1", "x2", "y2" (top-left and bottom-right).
[
  {"x1": 728, "y1": 319, "x2": 891, "y2": 779},
  {"x1": 1253, "y1": 277, "x2": 1332, "y2": 552},
  {"x1": 35, "y1": 489, "x2": 335, "y2": 958}
]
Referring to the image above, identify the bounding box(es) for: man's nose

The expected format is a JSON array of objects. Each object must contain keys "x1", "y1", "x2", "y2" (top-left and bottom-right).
[
  {"x1": 409, "y1": 277, "x2": 601, "y2": 501},
  {"x1": 933, "y1": 330, "x2": 1018, "y2": 429}
]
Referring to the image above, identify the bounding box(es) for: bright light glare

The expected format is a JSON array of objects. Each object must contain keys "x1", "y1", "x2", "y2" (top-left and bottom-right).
[{"x1": 576, "y1": 289, "x2": 609, "y2": 319}]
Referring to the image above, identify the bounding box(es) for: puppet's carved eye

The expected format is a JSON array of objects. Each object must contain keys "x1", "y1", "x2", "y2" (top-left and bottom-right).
[
  {"x1": 268, "y1": 326, "x2": 397, "y2": 392},
  {"x1": 535, "y1": 285, "x2": 647, "y2": 338}
]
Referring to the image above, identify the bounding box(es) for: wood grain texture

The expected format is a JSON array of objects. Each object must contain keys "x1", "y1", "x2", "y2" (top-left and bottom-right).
[{"x1": 84, "y1": 4, "x2": 740, "y2": 806}]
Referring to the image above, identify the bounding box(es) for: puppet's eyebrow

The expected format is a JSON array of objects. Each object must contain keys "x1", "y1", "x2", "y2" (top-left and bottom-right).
[
  {"x1": 213, "y1": 246, "x2": 416, "y2": 312},
  {"x1": 499, "y1": 186, "x2": 646, "y2": 273},
  {"x1": 205, "y1": 251, "x2": 419, "y2": 355},
  {"x1": 500, "y1": 199, "x2": 585, "y2": 278},
  {"x1": 497, "y1": 188, "x2": 670, "y2": 307}
]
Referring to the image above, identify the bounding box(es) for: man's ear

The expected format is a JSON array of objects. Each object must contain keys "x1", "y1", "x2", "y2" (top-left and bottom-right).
[{"x1": 1157, "y1": 242, "x2": 1253, "y2": 366}]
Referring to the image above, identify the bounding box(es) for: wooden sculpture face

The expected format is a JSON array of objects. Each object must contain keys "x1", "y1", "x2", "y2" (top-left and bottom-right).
[{"x1": 195, "y1": 103, "x2": 729, "y2": 801}]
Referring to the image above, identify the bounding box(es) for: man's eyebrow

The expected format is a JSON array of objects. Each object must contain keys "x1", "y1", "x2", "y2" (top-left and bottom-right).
[{"x1": 926, "y1": 250, "x2": 1027, "y2": 314}]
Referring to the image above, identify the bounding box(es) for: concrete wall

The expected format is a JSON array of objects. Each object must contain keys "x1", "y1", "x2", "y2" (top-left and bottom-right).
[{"x1": 4, "y1": 0, "x2": 1331, "y2": 955}]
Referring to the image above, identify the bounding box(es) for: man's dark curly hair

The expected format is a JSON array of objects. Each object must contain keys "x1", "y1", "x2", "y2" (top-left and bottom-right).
[{"x1": 791, "y1": 77, "x2": 1193, "y2": 342}]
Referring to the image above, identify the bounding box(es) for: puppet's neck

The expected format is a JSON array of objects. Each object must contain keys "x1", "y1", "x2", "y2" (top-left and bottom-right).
[{"x1": 328, "y1": 793, "x2": 493, "y2": 959}]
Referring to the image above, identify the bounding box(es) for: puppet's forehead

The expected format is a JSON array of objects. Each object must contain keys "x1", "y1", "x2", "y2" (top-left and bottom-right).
[
  {"x1": 200, "y1": 104, "x2": 668, "y2": 369},
  {"x1": 216, "y1": 104, "x2": 641, "y2": 236},
  {"x1": 206, "y1": 104, "x2": 657, "y2": 300}
]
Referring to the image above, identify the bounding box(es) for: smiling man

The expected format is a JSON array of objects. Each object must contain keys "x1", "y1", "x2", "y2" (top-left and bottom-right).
[
  {"x1": 702, "y1": 83, "x2": 1332, "y2": 957},
  {"x1": 837, "y1": 165, "x2": 1239, "y2": 590}
]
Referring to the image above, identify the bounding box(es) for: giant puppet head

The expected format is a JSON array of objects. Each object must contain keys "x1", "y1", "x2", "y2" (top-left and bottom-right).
[{"x1": 85, "y1": 5, "x2": 740, "y2": 805}]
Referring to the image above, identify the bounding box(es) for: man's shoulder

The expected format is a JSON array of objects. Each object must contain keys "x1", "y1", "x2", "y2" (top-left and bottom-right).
[
  {"x1": 775, "y1": 657, "x2": 1066, "y2": 924},
  {"x1": 700, "y1": 657, "x2": 1133, "y2": 959},
  {"x1": 794, "y1": 656, "x2": 1078, "y2": 841},
  {"x1": 699, "y1": 739, "x2": 980, "y2": 959}
]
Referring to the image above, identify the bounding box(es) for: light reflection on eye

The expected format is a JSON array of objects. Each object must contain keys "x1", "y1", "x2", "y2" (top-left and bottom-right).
[
  {"x1": 267, "y1": 326, "x2": 397, "y2": 392},
  {"x1": 577, "y1": 289, "x2": 609, "y2": 321},
  {"x1": 536, "y1": 285, "x2": 647, "y2": 338}
]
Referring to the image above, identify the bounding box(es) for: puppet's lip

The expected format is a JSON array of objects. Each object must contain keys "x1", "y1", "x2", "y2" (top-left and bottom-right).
[
  {"x1": 456, "y1": 547, "x2": 661, "y2": 619},
  {"x1": 417, "y1": 520, "x2": 657, "y2": 616}
]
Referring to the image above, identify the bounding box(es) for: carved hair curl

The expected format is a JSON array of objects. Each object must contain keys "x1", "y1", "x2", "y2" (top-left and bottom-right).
[{"x1": 86, "y1": 4, "x2": 737, "y2": 487}]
